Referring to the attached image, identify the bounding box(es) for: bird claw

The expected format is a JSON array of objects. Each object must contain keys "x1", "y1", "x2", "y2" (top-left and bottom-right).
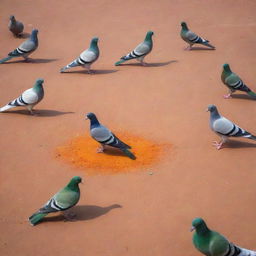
[
  {"x1": 212, "y1": 141, "x2": 222, "y2": 150},
  {"x1": 97, "y1": 146, "x2": 105, "y2": 153},
  {"x1": 223, "y1": 94, "x2": 231, "y2": 99}
]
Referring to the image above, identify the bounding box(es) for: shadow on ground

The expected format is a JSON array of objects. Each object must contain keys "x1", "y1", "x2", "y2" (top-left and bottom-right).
[
  {"x1": 224, "y1": 140, "x2": 256, "y2": 149},
  {"x1": 231, "y1": 94, "x2": 256, "y2": 101},
  {"x1": 60, "y1": 69, "x2": 118, "y2": 75},
  {"x1": 39, "y1": 204, "x2": 122, "y2": 224},
  {"x1": 2, "y1": 58, "x2": 58, "y2": 64},
  {"x1": 0, "y1": 109, "x2": 74, "y2": 117},
  {"x1": 117, "y1": 60, "x2": 177, "y2": 67}
]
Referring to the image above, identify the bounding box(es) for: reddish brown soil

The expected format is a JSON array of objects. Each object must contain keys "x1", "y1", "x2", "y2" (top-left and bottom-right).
[{"x1": 1, "y1": 1, "x2": 256, "y2": 255}]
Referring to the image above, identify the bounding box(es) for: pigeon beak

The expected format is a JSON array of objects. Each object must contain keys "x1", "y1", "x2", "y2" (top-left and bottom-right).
[
  {"x1": 190, "y1": 226, "x2": 195, "y2": 232},
  {"x1": 206, "y1": 109, "x2": 209, "y2": 112},
  {"x1": 85, "y1": 117, "x2": 88, "y2": 120}
]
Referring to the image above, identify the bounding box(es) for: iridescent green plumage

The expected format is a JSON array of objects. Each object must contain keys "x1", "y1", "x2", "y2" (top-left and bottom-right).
[
  {"x1": 29, "y1": 176, "x2": 82, "y2": 226},
  {"x1": 221, "y1": 64, "x2": 256, "y2": 98}
]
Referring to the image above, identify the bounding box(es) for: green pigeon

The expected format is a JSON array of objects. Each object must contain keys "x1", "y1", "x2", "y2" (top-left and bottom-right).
[
  {"x1": 28, "y1": 176, "x2": 82, "y2": 226},
  {"x1": 191, "y1": 218, "x2": 256, "y2": 256},
  {"x1": 60, "y1": 37, "x2": 99, "y2": 73},
  {"x1": 180, "y1": 22, "x2": 215, "y2": 50},
  {"x1": 0, "y1": 78, "x2": 44, "y2": 115},
  {"x1": 115, "y1": 31, "x2": 154, "y2": 66},
  {"x1": 221, "y1": 64, "x2": 256, "y2": 99}
]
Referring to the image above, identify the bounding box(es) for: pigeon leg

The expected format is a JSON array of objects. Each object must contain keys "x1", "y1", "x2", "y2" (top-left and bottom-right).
[
  {"x1": 138, "y1": 57, "x2": 147, "y2": 66},
  {"x1": 212, "y1": 141, "x2": 223, "y2": 150},
  {"x1": 223, "y1": 90, "x2": 233, "y2": 99},
  {"x1": 97, "y1": 144, "x2": 105, "y2": 153},
  {"x1": 27, "y1": 105, "x2": 35, "y2": 115},
  {"x1": 185, "y1": 44, "x2": 193, "y2": 50}
]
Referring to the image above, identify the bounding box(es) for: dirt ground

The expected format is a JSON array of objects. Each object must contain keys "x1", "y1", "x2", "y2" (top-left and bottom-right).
[{"x1": 1, "y1": 0, "x2": 256, "y2": 255}]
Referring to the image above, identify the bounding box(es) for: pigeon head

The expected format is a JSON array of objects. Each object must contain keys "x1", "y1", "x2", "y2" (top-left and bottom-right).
[
  {"x1": 91, "y1": 37, "x2": 99, "y2": 45},
  {"x1": 86, "y1": 112, "x2": 97, "y2": 120},
  {"x1": 191, "y1": 218, "x2": 209, "y2": 233},
  {"x1": 85, "y1": 112, "x2": 100, "y2": 126},
  {"x1": 67, "y1": 176, "x2": 83, "y2": 190},
  {"x1": 10, "y1": 15, "x2": 15, "y2": 21},
  {"x1": 31, "y1": 29, "x2": 39, "y2": 35},
  {"x1": 207, "y1": 104, "x2": 217, "y2": 112},
  {"x1": 36, "y1": 78, "x2": 44, "y2": 85},
  {"x1": 223, "y1": 63, "x2": 231, "y2": 72},
  {"x1": 181, "y1": 21, "x2": 188, "y2": 29},
  {"x1": 70, "y1": 176, "x2": 83, "y2": 184},
  {"x1": 145, "y1": 31, "x2": 154, "y2": 41}
]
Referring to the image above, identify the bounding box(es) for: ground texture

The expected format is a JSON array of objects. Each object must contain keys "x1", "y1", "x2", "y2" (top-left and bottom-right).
[{"x1": 1, "y1": 0, "x2": 256, "y2": 255}]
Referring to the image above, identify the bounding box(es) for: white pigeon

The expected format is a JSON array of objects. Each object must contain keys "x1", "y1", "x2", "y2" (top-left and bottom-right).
[
  {"x1": 207, "y1": 104, "x2": 256, "y2": 149},
  {"x1": 0, "y1": 78, "x2": 44, "y2": 114}
]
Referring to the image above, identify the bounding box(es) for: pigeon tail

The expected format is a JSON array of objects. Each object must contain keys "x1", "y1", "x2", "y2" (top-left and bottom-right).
[
  {"x1": 202, "y1": 41, "x2": 215, "y2": 49},
  {"x1": 121, "y1": 148, "x2": 136, "y2": 160},
  {"x1": 115, "y1": 59, "x2": 127, "y2": 66},
  {"x1": 248, "y1": 134, "x2": 256, "y2": 141},
  {"x1": 0, "y1": 56, "x2": 13, "y2": 64},
  {"x1": 0, "y1": 104, "x2": 15, "y2": 112},
  {"x1": 247, "y1": 91, "x2": 256, "y2": 98},
  {"x1": 28, "y1": 212, "x2": 48, "y2": 226}
]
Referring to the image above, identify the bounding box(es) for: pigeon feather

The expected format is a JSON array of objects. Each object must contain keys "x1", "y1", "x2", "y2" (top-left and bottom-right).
[{"x1": 28, "y1": 176, "x2": 82, "y2": 226}]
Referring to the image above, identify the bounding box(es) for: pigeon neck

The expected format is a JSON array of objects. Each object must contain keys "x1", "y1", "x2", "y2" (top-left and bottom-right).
[
  {"x1": 89, "y1": 41, "x2": 99, "y2": 52},
  {"x1": 211, "y1": 109, "x2": 221, "y2": 120},
  {"x1": 222, "y1": 65, "x2": 232, "y2": 76},
  {"x1": 66, "y1": 180, "x2": 80, "y2": 192},
  {"x1": 30, "y1": 32, "x2": 38, "y2": 43},
  {"x1": 90, "y1": 116, "x2": 100, "y2": 128},
  {"x1": 33, "y1": 82, "x2": 43, "y2": 93},
  {"x1": 144, "y1": 33, "x2": 153, "y2": 43},
  {"x1": 196, "y1": 223, "x2": 211, "y2": 236},
  {"x1": 182, "y1": 24, "x2": 189, "y2": 31}
]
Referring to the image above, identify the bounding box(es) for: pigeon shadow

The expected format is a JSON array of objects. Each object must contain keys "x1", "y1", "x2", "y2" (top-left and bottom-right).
[
  {"x1": 118, "y1": 60, "x2": 177, "y2": 67},
  {"x1": 39, "y1": 204, "x2": 122, "y2": 224},
  {"x1": 2, "y1": 58, "x2": 58, "y2": 64},
  {"x1": 18, "y1": 32, "x2": 30, "y2": 39},
  {"x1": 224, "y1": 140, "x2": 256, "y2": 149},
  {"x1": 0, "y1": 109, "x2": 74, "y2": 117},
  {"x1": 231, "y1": 94, "x2": 256, "y2": 101},
  {"x1": 103, "y1": 146, "x2": 136, "y2": 159},
  {"x1": 189, "y1": 47, "x2": 215, "y2": 51},
  {"x1": 61, "y1": 69, "x2": 118, "y2": 75}
]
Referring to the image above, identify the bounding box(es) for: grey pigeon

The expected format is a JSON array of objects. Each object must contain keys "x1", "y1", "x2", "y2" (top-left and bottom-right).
[
  {"x1": 60, "y1": 37, "x2": 99, "y2": 73},
  {"x1": 115, "y1": 31, "x2": 154, "y2": 66},
  {"x1": 8, "y1": 15, "x2": 24, "y2": 36},
  {"x1": 85, "y1": 112, "x2": 136, "y2": 160},
  {"x1": 207, "y1": 104, "x2": 256, "y2": 149},
  {"x1": 180, "y1": 22, "x2": 215, "y2": 50},
  {"x1": 0, "y1": 78, "x2": 44, "y2": 114},
  {"x1": 0, "y1": 29, "x2": 38, "y2": 63}
]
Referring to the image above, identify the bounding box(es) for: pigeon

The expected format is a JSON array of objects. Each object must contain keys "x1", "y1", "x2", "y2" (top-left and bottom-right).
[
  {"x1": 207, "y1": 104, "x2": 256, "y2": 149},
  {"x1": 0, "y1": 29, "x2": 38, "y2": 63},
  {"x1": 28, "y1": 176, "x2": 82, "y2": 226},
  {"x1": 221, "y1": 64, "x2": 256, "y2": 99},
  {"x1": 85, "y1": 112, "x2": 136, "y2": 160},
  {"x1": 8, "y1": 15, "x2": 24, "y2": 36},
  {"x1": 115, "y1": 31, "x2": 154, "y2": 66},
  {"x1": 0, "y1": 78, "x2": 44, "y2": 114},
  {"x1": 60, "y1": 37, "x2": 99, "y2": 73},
  {"x1": 191, "y1": 217, "x2": 256, "y2": 256},
  {"x1": 180, "y1": 22, "x2": 215, "y2": 50}
]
